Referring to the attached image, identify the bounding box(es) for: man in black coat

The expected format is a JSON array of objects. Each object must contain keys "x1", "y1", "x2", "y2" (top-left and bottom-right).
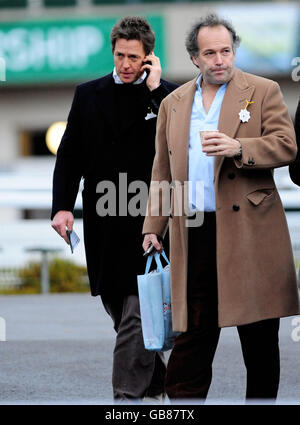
[{"x1": 51, "y1": 16, "x2": 178, "y2": 402}]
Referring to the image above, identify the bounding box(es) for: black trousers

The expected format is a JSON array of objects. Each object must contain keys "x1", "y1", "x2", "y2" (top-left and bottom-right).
[{"x1": 165, "y1": 212, "x2": 280, "y2": 401}]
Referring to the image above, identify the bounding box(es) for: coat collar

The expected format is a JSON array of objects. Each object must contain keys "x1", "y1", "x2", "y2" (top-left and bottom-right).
[
  {"x1": 170, "y1": 67, "x2": 254, "y2": 107},
  {"x1": 218, "y1": 67, "x2": 255, "y2": 138},
  {"x1": 170, "y1": 75, "x2": 198, "y2": 101},
  {"x1": 215, "y1": 67, "x2": 255, "y2": 181},
  {"x1": 167, "y1": 77, "x2": 197, "y2": 182},
  {"x1": 95, "y1": 72, "x2": 114, "y2": 92}
]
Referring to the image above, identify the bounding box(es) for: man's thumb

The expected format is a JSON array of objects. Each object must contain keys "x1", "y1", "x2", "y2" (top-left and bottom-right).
[{"x1": 66, "y1": 218, "x2": 73, "y2": 232}]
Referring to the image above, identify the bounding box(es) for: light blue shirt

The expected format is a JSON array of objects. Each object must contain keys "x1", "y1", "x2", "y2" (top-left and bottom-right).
[{"x1": 188, "y1": 76, "x2": 227, "y2": 212}]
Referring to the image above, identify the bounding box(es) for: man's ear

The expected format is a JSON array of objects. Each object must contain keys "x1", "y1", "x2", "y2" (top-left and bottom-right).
[{"x1": 192, "y1": 56, "x2": 199, "y2": 68}]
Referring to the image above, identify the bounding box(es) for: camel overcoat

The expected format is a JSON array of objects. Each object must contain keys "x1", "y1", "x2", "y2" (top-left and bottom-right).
[{"x1": 143, "y1": 68, "x2": 300, "y2": 331}]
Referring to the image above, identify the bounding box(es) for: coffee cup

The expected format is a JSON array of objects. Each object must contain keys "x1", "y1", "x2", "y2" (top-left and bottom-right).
[{"x1": 200, "y1": 129, "x2": 219, "y2": 144}]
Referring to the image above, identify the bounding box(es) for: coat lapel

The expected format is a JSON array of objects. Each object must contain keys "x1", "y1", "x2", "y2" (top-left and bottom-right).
[
  {"x1": 170, "y1": 77, "x2": 198, "y2": 182},
  {"x1": 95, "y1": 73, "x2": 120, "y2": 141},
  {"x1": 215, "y1": 68, "x2": 255, "y2": 180}
]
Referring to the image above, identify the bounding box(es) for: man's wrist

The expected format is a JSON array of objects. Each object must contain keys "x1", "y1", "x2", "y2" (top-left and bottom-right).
[
  {"x1": 147, "y1": 82, "x2": 161, "y2": 92},
  {"x1": 234, "y1": 141, "x2": 242, "y2": 159}
]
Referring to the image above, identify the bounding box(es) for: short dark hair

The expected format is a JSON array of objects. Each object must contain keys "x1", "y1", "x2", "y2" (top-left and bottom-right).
[
  {"x1": 185, "y1": 13, "x2": 241, "y2": 59},
  {"x1": 110, "y1": 16, "x2": 155, "y2": 55}
]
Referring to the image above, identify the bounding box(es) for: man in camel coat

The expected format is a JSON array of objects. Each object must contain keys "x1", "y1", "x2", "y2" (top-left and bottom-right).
[{"x1": 142, "y1": 14, "x2": 300, "y2": 401}]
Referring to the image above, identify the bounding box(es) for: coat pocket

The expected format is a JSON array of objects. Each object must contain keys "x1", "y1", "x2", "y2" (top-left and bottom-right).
[{"x1": 246, "y1": 188, "x2": 275, "y2": 206}]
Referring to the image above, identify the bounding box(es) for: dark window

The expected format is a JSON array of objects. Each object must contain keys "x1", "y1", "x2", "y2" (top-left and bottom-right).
[
  {"x1": 20, "y1": 129, "x2": 51, "y2": 157},
  {"x1": 92, "y1": 0, "x2": 127, "y2": 4},
  {"x1": 0, "y1": 0, "x2": 27, "y2": 8},
  {"x1": 22, "y1": 208, "x2": 82, "y2": 220},
  {"x1": 43, "y1": 0, "x2": 76, "y2": 7}
]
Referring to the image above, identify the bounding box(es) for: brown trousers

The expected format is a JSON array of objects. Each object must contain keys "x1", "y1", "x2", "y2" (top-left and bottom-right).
[
  {"x1": 165, "y1": 212, "x2": 280, "y2": 401},
  {"x1": 101, "y1": 294, "x2": 166, "y2": 401}
]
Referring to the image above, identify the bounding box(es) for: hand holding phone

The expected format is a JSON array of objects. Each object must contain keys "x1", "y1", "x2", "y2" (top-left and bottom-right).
[
  {"x1": 142, "y1": 52, "x2": 162, "y2": 91},
  {"x1": 51, "y1": 210, "x2": 74, "y2": 244},
  {"x1": 142, "y1": 234, "x2": 163, "y2": 256},
  {"x1": 143, "y1": 244, "x2": 155, "y2": 257},
  {"x1": 66, "y1": 228, "x2": 80, "y2": 253}
]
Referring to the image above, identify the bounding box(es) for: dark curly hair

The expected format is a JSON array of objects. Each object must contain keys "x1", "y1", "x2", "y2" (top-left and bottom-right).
[{"x1": 110, "y1": 16, "x2": 155, "y2": 55}]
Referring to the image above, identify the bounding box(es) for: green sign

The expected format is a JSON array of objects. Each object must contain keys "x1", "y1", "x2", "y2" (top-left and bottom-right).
[{"x1": 0, "y1": 16, "x2": 165, "y2": 84}]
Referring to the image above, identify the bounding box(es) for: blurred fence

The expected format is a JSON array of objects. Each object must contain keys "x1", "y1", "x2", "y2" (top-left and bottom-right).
[
  {"x1": 0, "y1": 268, "x2": 21, "y2": 289},
  {"x1": 1, "y1": 212, "x2": 300, "y2": 291},
  {"x1": 0, "y1": 218, "x2": 88, "y2": 292},
  {"x1": 0, "y1": 259, "x2": 89, "y2": 293},
  {"x1": 1, "y1": 166, "x2": 300, "y2": 291}
]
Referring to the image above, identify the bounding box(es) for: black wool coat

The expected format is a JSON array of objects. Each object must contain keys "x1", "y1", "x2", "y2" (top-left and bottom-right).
[
  {"x1": 289, "y1": 98, "x2": 300, "y2": 185},
  {"x1": 51, "y1": 73, "x2": 178, "y2": 297}
]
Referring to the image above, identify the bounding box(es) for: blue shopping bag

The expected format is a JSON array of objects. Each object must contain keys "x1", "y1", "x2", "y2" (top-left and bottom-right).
[{"x1": 137, "y1": 251, "x2": 179, "y2": 351}]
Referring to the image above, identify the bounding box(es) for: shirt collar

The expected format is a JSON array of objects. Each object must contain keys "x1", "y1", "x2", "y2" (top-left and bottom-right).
[
  {"x1": 195, "y1": 74, "x2": 202, "y2": 91},
  {"x1": 113, "y1": 67, "x2": 147, "y2": 85}
]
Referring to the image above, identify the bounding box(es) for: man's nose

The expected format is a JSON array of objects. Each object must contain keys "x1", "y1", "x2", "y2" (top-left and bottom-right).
[
  {"x1": 214, "y1": 53, "x2": 223, "y2": 65},
  {"x1": 123, "y1": 57, "x2": 130, "y2": 68}
]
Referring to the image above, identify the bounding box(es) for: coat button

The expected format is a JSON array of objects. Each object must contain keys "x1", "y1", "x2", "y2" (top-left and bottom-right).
[
  {"x1": 228, "y1": 172, "x2": 235, "y2": 179},
  {"x1": 232, "y1": 204, "x2": 240, "y2": 211},
  {"x1": 169, "y1": 150, "x2": 172, "y2": 155}
]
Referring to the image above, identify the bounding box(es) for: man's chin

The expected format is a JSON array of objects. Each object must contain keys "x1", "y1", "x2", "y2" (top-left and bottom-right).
[
  {"x1": 207, "y1": 72, "x2": 232, "y2": 85},
  {"x1": 120, "y1": 77, "x2": 135, "y2": 84},
  {"x1": 117, "y1": 70, "x2": 144, "y2": 84}
]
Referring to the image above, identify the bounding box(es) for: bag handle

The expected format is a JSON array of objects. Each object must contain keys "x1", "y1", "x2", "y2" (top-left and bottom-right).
[
  {"x1": 145, "y1": 254, "x2": 154, "y2": 274},
  {"x1": 145, "y1": 250, "x2": 170, "y2": 274},
  {"x1": 160, "y1": 250, "x2": 170, "y2": 265}
]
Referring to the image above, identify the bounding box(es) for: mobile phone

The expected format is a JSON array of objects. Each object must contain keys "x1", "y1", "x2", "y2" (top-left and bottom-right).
[
  {"x1": 143, "y1": 60, "x2": 152, "y2": 75},
  {"x1": 143, "y1": 244, "x2": 155, "y2": 257},
  {"x1": 66, "y1": 228, "x2": 80, "y2": 253}
]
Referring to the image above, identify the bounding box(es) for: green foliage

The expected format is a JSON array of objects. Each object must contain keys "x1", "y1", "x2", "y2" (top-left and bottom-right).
[
  {"x1": 1, "y1": 258, "x2": 89, "y2": 294},
  {"x1": 49, "y1": 258, "x2": 88, "y2": 293}
]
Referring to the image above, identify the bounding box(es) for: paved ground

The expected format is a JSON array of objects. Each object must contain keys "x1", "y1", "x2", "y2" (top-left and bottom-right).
[{"x1": 0, "y1": 293, "x2": 299, "y2": 405}]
